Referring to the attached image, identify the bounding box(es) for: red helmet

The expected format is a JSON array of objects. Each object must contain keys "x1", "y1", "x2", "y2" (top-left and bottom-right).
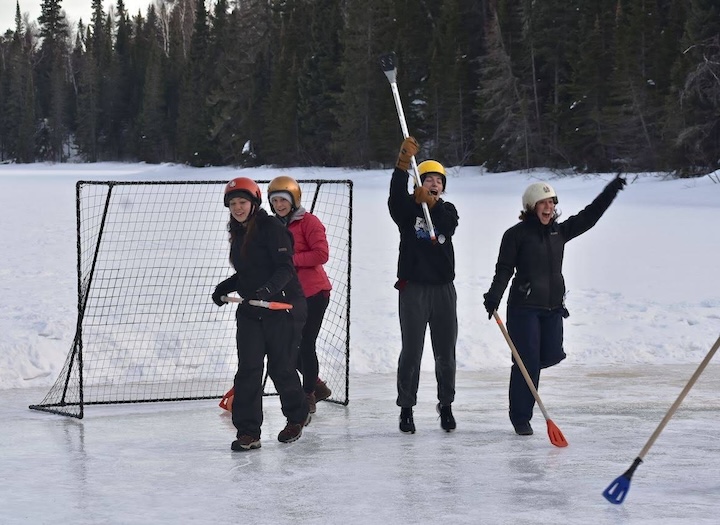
[{"x1": 224, "y1": 177, "x2": 261, "y2": 207}]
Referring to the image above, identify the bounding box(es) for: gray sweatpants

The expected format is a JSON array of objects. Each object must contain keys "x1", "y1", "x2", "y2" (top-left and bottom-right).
[{"x1": 396, "y1": 281, "x2": 457, "y2": 407}]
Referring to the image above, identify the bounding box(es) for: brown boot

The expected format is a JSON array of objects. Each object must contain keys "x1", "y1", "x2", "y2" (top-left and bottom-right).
[
  {"x1": 278, "y1": 413, "x2": 311, "y2": 443},
  {"x1": 314, "y1": 379, "x2": 332, "y2": 402},
  {"x1": 306, "y1": 392, "x2": 317, "y2": 414},
  {"x1": 231, "y1": 434, "x2": 261, "y2": 451}
]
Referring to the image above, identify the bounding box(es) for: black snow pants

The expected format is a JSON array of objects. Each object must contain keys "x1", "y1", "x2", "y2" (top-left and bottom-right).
[
  {"x1": 296, "y1": 291, "x2": 330, "y2": 394},
  {"x1": 232, "y1": 308, "x2": 308, "y2": 439},
  {"x1": 506, "y1": 305, "x2": 566, "y2": 426}
]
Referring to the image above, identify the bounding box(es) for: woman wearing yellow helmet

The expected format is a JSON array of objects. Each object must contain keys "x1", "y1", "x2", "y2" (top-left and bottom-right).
[{"x1": 390, "y1": 136, "x2": 459, "y2": 434}]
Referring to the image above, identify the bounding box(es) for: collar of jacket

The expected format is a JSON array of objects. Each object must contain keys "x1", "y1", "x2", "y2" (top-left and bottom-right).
[{"x1": 287, "y1": 206, "x2": 306, "y2": 225}]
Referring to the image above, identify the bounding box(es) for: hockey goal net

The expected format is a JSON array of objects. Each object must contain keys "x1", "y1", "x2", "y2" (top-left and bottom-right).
[{"x1": 30, "y1": 179, "x2": 352, "y2": 418}]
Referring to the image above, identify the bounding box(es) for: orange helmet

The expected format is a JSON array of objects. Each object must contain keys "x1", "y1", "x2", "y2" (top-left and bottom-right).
[{"x1": 224, "y1": 177, "x2": 261, "y2": 207}]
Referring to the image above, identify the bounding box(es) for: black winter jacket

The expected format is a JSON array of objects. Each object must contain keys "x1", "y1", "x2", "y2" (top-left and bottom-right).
[
  {"x1": 388, "y1": 168, "x2": 459, "y2": 284},
  {"x1": 485, "y1": 179, "x2": 622, "y2": 310},
  {"x1": 216, "y1": 208, "x2": 306, "y2": 317}
]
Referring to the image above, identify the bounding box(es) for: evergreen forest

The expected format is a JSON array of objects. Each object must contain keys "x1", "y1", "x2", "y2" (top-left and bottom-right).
[{"x1": 1, "y1": 0, "x2": 719, "y2": 175}]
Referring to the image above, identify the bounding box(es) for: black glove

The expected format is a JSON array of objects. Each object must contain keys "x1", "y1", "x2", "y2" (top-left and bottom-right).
[
  {"x1": 212, "y1": 287, "x2": 226, "y2": 307},
  {"x1": 255, "y1": 286, "x2": 272, "y2": 301},
  {"x1": 609, "y1": 174, "x2": 627, "y2": 192},
  {"x1": 483, "y1": 293, "x2": 499, "y2": 320},
  {"x1": 212, "y1": 275, "x2": 237, "y2": 307}
]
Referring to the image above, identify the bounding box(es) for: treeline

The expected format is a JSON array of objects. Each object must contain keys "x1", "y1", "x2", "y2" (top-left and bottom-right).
[{"x1": 1, "y1": 0, "x2": 719, "y2": 175}]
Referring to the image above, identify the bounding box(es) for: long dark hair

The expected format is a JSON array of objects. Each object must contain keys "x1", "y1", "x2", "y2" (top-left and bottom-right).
[
  {"x1": 519, "y1": 206, "x2": 561, "y2": 221},
  {"x1": 227, "y1": 209, "x2": 259, "y2": 258}
]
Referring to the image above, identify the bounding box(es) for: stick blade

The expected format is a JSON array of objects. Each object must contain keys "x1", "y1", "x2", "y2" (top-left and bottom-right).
[
  {"x1": 546, "y1": 419, "x2": 568, "y2": 447},
  {"x1": 603, "y1": 474, "x2": 631, "y2": 504}
]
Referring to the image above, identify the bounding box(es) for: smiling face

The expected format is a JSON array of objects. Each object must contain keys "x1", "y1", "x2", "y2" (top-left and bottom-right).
[
  {"x1": 534, "y1": 197, "x2": 556, "y2": 225},
  {"x1": 422, "y1": 174, "x2": 444, "y2": 196},
  {"x1": 228, "y1": 196, "x2": 254, "y2": 224},
  {"x1": 270, "y1": 195, "x2": 292, "y2": 218}
]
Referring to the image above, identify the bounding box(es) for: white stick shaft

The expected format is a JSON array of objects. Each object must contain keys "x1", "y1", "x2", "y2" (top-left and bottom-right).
[
  {"x1": 220, "y1": 295, "x2": 293, "y2": 311},
  {"x1": 388, "y1": 81, "x2": 436, "y2": 240}
]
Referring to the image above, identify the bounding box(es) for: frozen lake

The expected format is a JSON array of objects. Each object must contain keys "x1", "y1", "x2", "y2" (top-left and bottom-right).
[{"x1": 3, "y1": 365, "x2": 720, "y2": 524}]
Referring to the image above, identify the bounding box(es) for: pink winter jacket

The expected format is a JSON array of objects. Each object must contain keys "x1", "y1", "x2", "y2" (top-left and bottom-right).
[{"x1": 288, "y1": 208, "x2": 332, "y2": 298}]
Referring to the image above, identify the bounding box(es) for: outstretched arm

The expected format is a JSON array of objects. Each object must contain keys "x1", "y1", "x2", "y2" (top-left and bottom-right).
[{"x1": 561, "y1": 174, "x2": 626, "y2": 241}]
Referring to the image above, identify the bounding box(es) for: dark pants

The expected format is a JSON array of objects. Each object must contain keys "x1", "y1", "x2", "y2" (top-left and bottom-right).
[
  {"x1": 396, "y1": 282, "x2": 457, "y2": 407},
  {"x1": 232, "y1": 310, "x2": 308, "y2": 439},
  {"x1": 297, "y1": 291, "x2": 330, "y2": 393},
  {"x1": 506, "y1": 306, "x2": 566, "y2": 425}
]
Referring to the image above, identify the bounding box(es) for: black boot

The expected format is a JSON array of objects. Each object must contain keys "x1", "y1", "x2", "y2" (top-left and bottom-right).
[
  {"x1": 513, "y1": 421, "x2": 533, "y2": 436},
  {"x1": 399, "y1": 407, "x2": 415, "y2": 434},
  {"x1": 436, "y1": 403, "x2": 456, "y2": 432}
]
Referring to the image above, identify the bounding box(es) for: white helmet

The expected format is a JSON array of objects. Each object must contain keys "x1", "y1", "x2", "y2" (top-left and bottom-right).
[{"x1": 522, "y1": 182, "x2": 558, "y2": 210}]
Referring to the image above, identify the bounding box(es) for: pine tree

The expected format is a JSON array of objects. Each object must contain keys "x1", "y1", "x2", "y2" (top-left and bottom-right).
[
  {"x1": 559, "y1": 0, "x2": 616, "y2": 171},
  {"x1": 176, "y1": 0, "x2": 216, "y2": 165},
  {"x1": 137, "y1": 33, "x2": 165, "y2": 162},
  {"x1": 427, "y1": 0, "x2": 479, "y2": 166},
  {"x1": 2, "y1": 4, "x2": 37, "y2": 162},
  {"x1": 207, "y1": 0, "x2": 271, "y2": 165},
  {"x1": 295, "y1": 0, "x2": 343, "y2": 166},
  {"x1": 75, "y1": 24, "x2": 100, "y2": 161},
  {"x1": 36, "y1": 0, "x2": 71, "y2": 161},
  {"x1": 669, "y1": 0, "x2": 720, "y2": 172},
  {"x1": 333, "y1": 0, "x2": 395, "y2": 167},
  {"x1": 109, "y1": 0, "x2": 135, "y2": 159},
  {"x1": 475, "y1": 6, "x2": 533, "y2": 171}
]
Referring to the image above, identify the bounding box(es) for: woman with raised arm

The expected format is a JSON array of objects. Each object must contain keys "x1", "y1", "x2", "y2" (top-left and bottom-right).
[
  {"x1": 389, "y1": 137, "x2": 460, "y2": 434},
  {"x1": 211, "y1": 177, "x2": 309, "y2": 452},
  {"x1": 483, "y1": 176, "x2": 626, "y2": 436}
]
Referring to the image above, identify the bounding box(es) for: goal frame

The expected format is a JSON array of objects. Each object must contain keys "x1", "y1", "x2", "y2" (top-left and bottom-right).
[{"x1": 29, "y1": 179, "x2": 352, "y2": 418}]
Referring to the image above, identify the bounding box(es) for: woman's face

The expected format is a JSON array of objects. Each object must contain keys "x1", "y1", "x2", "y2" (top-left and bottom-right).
[
  {"x1": 422, "y1": 174, "x2": 444, "y2": 196},
  {"x1": 534, "y1": 197, "x2": 556, "y2": 225},
  {"x1": 228, "y1": 196, "x2": 254, "y2": 223},
  {"x1": 271, "y1": 196, "x2": 292, "y2": 218}
]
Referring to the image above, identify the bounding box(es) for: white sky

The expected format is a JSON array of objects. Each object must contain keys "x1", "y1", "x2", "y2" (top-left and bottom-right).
[
  {"x1": 1, "y1": 0, "x2": 153, "y2": 32},
  {"x1": 0, "y1": 163, "x2": 719, "y2": 522}
]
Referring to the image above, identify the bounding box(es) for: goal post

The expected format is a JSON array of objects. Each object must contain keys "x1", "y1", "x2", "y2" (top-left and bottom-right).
[{"x1": 30, "y1": 179, "x2": 353, "y2": 418}]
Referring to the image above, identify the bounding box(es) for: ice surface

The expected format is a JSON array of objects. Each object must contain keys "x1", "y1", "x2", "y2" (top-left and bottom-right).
[
  {"x1": 2, "y1": 366, "x2": 720, "y2": 524},
  {"x1": 1, "y1": 163, "x2": 719, "y2": 523}
]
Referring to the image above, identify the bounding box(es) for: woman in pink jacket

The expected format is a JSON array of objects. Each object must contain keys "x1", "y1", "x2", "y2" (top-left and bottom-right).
[{"x1": 268, "y1": 176, "x2": 333, "y2": 413}]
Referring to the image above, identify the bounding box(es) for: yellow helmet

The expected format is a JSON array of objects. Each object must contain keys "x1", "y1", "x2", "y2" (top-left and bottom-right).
[
  {"x1": 267, "y1": 175, "x2": 302, "y2": 209},
  {"x1": 418, "y1": 160, "x2": 446, "y2": 190}
]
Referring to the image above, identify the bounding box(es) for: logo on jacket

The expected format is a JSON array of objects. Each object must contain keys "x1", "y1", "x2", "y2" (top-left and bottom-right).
[{"x1": 415, "y1": 217, "x2": 445, "y2": 243}]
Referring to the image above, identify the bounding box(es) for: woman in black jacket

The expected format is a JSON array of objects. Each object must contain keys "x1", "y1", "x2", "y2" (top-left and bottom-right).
[
  {"x1": 484, "y1": 176, "x2": 626, "y2": 436},
  {"x1": 212, "y1": 177, "x2": 309, "y2": 452}
]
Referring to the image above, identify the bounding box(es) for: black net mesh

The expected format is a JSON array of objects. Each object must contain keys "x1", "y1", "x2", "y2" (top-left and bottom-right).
[{"x1": 30, "y1": 179, "x2": 352, "y2": 418}]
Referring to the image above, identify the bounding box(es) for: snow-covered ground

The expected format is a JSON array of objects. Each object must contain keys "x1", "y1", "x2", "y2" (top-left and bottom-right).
[{"x1": 1, "y1": 162, "x2": 719, "y2": 523}]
